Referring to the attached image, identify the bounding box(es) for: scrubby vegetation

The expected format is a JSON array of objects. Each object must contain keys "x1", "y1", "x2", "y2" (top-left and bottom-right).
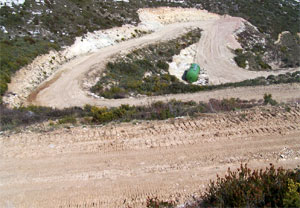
[
  {"x1": 0, "y1": 0, "x2": 299, "y2": 99},
  {"x1": 93, "y1": 46, "x2": 300, "y2": 99},
  {"x1": 0, "y1": 105, "x2": 86, "y2": 130},
  {"x1": 189, "y1": 0, "x2": 300, "y2": 39},
  {"x1": 91, "y1": 29, "x2": 202, "y2": 98},
  {"x1": 146, "y1": 164, "x2": 300, "y2": 208},
  {"x1": 0, "y1": 97, "x2": 262, "y2": 131},
  {"x1": 264, "y1": 93, "x2": 278, "y2": 106},
  {"x1": 234, "y1": 24, "x2": 300, "y2": 71},
  {"x1": 201, "y1": 164, "x2": 300, "y2": 207},
  {"x1": 91, "y1": 26, "x2": 299, "y2": 99},
  {"x1": 85, "y1": 98, "x2": 258, "y2": 124},
  {"x1": 0, "y1": 37, "x2": 60, "y2": 98}
]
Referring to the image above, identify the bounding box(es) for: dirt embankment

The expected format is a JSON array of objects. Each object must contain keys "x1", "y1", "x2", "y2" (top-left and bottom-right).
[{"x1": 1, "y1": 106, "x2": 300, "y2": 207}]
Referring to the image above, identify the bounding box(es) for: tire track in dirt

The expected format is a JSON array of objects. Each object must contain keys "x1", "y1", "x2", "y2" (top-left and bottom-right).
[
  {"x1": 1, "y1": 106, "x2": 300, "y2": 207},
  {"x1": 1, "y1": 106, "x2": 300, "y2": 158}
]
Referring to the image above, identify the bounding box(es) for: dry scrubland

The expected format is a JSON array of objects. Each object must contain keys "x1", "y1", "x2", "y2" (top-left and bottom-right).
[{"x1": 1, "y1": 7, "x2": 300, "y2": 208}]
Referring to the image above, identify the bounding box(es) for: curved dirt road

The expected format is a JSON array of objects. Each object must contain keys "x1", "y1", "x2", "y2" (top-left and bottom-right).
[
  {"x1": 30, "y1": 16, "x2": 299, "y2": 108},
  {"x1": 1, "y1": 106, "x2": 300, "y2": 207}
]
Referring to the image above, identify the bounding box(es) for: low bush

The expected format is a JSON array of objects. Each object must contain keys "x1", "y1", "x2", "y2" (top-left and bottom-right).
[
  {"x1": 264, "y1": 93, "x2": 278, "y2": 106},
  {"x1": 58, "y1": 116, "x2": 77, "y2": 124},
  {"x1": 201, "y1": 164, "x2": 300, "y2": 207},
  {"x1": 95, "y1": 66, "x2": 299, "y2": 99},
  {"x1": 86, "y1": 98, "x2": 258, "y2": 124},
  {"x1": 234, "y1": 49, "x2": 247, "y2": 68},
  {"x1": 0, "y1": 105, "x2": 86, "y2": 130},
  {"x1": 0, "y1": 98, "x2": 260, "y2": 130},
  {"x1": 234, "y1": 24, "x2": 299, "y2": 71},
  {"x1": 283, "y1": 179, "x2": 300, "y2": 207},
  {"x1": 146, "y1": 164, "x2": 300, "y2": 208}
]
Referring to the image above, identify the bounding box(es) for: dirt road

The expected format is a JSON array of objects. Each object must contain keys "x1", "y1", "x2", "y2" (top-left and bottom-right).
[
  {"x1": 2, "y1": 8, "x2": 300, "y2": 208},
  {"x1": 1, "y1": 106, "x2": 300, "y2": 207},
  {"x1": 30, "y1": 16, "x2": 299, "y2": 109}
]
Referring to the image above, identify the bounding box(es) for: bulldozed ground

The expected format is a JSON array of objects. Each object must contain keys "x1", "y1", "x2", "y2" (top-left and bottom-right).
[{"x1": 1, "y1": 105, "x2": 300, "y2": 207}]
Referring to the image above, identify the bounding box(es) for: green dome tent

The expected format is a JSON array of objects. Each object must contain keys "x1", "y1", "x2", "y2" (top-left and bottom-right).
[{"x1": 185, "y1": 63, "x2": 200, "y2": 83}]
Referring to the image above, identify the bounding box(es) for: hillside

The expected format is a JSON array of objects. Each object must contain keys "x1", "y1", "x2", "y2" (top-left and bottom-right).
[{"x1": 1, "y1": 0, "x2": 300, "y2": 99}]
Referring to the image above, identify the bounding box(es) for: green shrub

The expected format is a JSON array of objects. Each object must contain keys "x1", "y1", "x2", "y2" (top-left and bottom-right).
[
  {"x1": 156, "y1": 60, "x2": 169, "y2": 70},
  {"x1": 201, "y1": 164, "x2": 300, "y2": 207},
  {"x1": 283, "y1": 179, "x2": 300, "y2": 207},
  {"x1": 263, "y1": 93, "x2": 278, "y2": 106},
  {"x1": 257, "y1": 56, "x2": 271, "y2": 70},
  {"x1": 234, "y1": 49, "x2": 247, "y2": 68},
  {"x1": 0, "y1": 37, "x2": 60, "y2": 99},
  {"x1": 58, "y1": 116, "x2": 77, "y2": 124}
]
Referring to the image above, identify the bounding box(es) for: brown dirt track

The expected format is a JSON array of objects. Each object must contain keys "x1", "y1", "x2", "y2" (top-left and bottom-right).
[
  {"x1": 28, "y1": 16, "x2": 299, "y2": 109},
  {"x1": 1, "y1": 106, "x2": 300, "y2": 207}
]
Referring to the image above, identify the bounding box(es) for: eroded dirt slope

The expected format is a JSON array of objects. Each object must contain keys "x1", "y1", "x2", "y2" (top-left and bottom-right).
[{"x1": 1, "y1": 106, "x2": 300, "y2": 207}]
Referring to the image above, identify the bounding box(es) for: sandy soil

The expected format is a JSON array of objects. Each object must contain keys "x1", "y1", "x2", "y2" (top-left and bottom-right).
[{"x1": 1, "y1": 106, "x2": 300, "y2": 207}]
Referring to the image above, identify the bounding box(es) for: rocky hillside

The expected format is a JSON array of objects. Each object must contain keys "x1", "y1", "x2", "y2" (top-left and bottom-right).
[{"x1": 0, "y1": 0, "x2": 299, "y2": 100}]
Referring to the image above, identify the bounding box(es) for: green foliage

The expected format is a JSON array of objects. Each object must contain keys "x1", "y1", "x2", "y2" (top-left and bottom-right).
[
  {"x1": 0, "y1": 37, "x2": 60, "y2": 97},
  {"x1": 85, "y1": 98, "x2": 258, "y2": 124},
  {"x1": 0, "y1": 97, "x2": 260, "y2": 130},
  {"x1": 264, "y1": 93, "x2": 278, "y2": 106},
  {"x1": 201, "y1": 164, "x2": 300, "y2": 207},
  {"x1": 279, "y1": 33, "x2": 300, "y2": 68},
  {"x1": 283, "y1": 179, "x2": 300, "y2": 207},
  {"x1": 156, "y1": 60, "x2": 169, "y2": 70},
  {"x1": 90, "y1": 106, "x2": 114, "y2": 123},
  {"x1": 58, "y1": 116, "x2": 77, "y2": 124},
  {"x1": 234, "y1": 49, "x2": 247, "y2": 68},
  {"x1": 191, "y1": 0, "x2": 300, "y2": 38},
  {"x1": 234, "y1": 23, "x2": 299, "y2": 70},
  {"x1": 234, "y1": 48, "x2": 272, "y2": 71},
  {"x1": 92, "y1": 29, "x2": 202, "y2": 98},
  {"x1": 257, "y1": 58, "x2": 271, "y2": 70},
  {"x1": 96, "y1": 54, "x2": 300, "y2": 99}
]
